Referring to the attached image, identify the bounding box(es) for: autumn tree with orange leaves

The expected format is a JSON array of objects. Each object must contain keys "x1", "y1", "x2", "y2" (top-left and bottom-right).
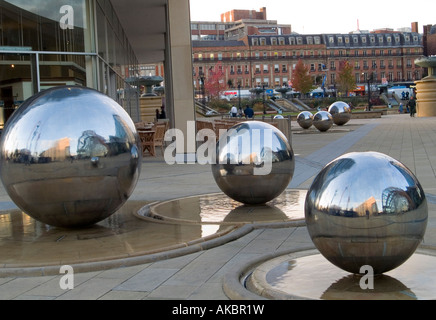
[
  {"x1": 203, "y1": 61, "x2": 227, "y2": 100},
  {"x1": 291, "y1": 59, "x2": 314, "y2": 95},
  {"x1": 337, "y1": 60, "x2": 356, "y2": 96}
]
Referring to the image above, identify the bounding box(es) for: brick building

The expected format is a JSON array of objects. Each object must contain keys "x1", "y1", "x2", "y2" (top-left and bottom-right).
[
  {"x1": 192, "y1": 26, "x2": 425, "y2": 93},
  {"x1": 423, "y1": 24, "x2": 436, "y2": 57}
]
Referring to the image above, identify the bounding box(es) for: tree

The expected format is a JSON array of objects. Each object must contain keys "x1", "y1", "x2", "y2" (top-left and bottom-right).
[
  {"x1": 203, "y1": 61, "x2": 227, "y2": 100},
  {"x1": 291, "y1": 59, "x2": 314, "y2": 95},
  {"x1": 337, "y1": 60, "x2": 356, "y2": 97}
]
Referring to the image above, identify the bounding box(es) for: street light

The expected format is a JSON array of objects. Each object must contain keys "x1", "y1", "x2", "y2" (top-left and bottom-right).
[
  {"x1": 363, "y1": 68, "x2": 376, "y2": 111},
  {"x1": 262, "y1": 83, "x2": 266, "y2": 114},
  {"x1": 238, "y1": 83, "x2": 241, "y2": 109}
]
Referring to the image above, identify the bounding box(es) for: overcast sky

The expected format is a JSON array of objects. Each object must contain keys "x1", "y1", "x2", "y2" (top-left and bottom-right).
[{"x1": 190, "y1": 0, "x2": 435, "y2": 34}]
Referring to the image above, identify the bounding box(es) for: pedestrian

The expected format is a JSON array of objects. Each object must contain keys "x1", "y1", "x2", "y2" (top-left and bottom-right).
[
  {"x1": 238, "y1": 106, "x2": 243, "y2": 117},
  {"x1": 230, "y1": 105, "x2": 237, "y2": 118},
  {"x1": 160, "y1": 106, "x2": 166, "y2": 119},
  {"x1": 408, "y1": 96, "x2": 416, "y2": 117},
  {"x1": 244, "y1": 104, "x2": 254, "y2": 119}
]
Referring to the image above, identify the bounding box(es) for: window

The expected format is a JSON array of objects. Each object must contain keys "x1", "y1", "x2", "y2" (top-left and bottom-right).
[
  {"x1": 361, "y1": 36, "x2": 367, "y2": 43},
  {"x1": 252, "y1": 38, "x2": 259, "y2": 46},
  {"x1": 260, "y1": 38, "x2": 266, "y2": 46},
  {"x1": 199, "y1": 24, "x2": 216, "y2": 30},
  {"x1": 289, "y1": 37, "x2": 295, "y2": 45},
  {"x1": 218, "y1": 53, "x2": 223, "y2": 61},
  {"x1": 338, "y1": 37, "x2": 343, "y2": 44},
  {"x1": 271, "y1": 38, "x2": 277, "y2": 45},
  {"x1": 297, "y1": 37, "x2": 303, "y2": 45},
  {"x1": 279, "y1": 37, "x2": 285, "y2": 45},
  {"x1": 314, "y1": 36, "x2": 321, "y2": 45},
  {"x1": 307, "y1": 36, "x2": 313, "y2": 45},
  {"x1": 329, "y1": 36, "x2": 335, "y2": 43}
]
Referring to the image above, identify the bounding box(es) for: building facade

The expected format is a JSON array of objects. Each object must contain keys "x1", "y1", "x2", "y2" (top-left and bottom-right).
[{"x1": 192, "y1": 30, "x2": 424, "y2": 94}]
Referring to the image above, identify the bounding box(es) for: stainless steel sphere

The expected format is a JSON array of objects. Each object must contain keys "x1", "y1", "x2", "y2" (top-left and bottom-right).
[
  {"x1": 211, "y1": 121, "x2": 295, "y2": 205},
  {"x1": 328, "y1": 101, "x2": 352, "y2": 126},
  {"x1": 297, "y1": 111, "x2": 314, "y2": 129},
  {"x1": 305, "y1": 152, "x2": 428, "y2": 275},
  {"x1": 313, "y1": 111, "x2": 333, "y2": 132},
  {"x1": 0, "y1": 86, "x2": 142, "y2": 228}
]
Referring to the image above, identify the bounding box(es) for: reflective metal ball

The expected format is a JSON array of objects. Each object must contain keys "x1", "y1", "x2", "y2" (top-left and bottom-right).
[
  {"x1": 313, "y1": 111, "x2": 333, "y2": 132},
  {"x1": 328, "y1": 101, "x2": 352, "y2": 126},
  {"x1": 0, "y1": 86, "x2": 142, "y2": 228},
  {"x1": 274, "y1": 115, "x2": 284, "y2": 119},
  {"x1": 212, "y1": 121, "x2": 295, "y2": 205},
  {"x1": 297, "y1": 111, "x2": 314, "y2": 129},
  {"x1": 305, "y1": 152, "x2": 428, "y2": 275}
]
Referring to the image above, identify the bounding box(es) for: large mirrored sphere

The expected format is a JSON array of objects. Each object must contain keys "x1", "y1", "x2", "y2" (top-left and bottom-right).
[
  {"x1": 297, "y1": 111, "x2": 314, "y2": 129},
  {"x1": 328, "y1": 101, "x2": 352, "y2": 126},
  {"x1": 0, "y1": 86, "x2": 142, "y2": 228},
  {"x1": 211, "y1": 121, "x2": 295, "y2": 205},
  {"x1": 313, "y1": 111, "x2": 333, "y2": 132},
  {"x1": 305, "y1": 152, "x2": 428, "y2": 275}
]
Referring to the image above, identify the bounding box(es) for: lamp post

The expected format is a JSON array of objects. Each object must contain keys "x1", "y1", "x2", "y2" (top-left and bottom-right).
[
  {"x1": 238, "y1": 83, "x2": 241, "y2": 109},
  {"x1": 262, "y1": 83, "x2": 266, "y2": 114},
  {"x1": 363, "y1": 70, "x2": 376, "y2": 111}
]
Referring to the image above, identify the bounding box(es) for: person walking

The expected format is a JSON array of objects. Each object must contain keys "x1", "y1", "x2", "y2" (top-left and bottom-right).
[
  {"x1": 408, "y1": 96, "x2": 417, "y2": 117},
  {"x1": 230, "y1": 105, "x2": 237, "y2": 118}
]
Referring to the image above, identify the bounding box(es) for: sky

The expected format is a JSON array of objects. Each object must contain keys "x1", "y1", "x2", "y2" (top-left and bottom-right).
[{"x1": 190, "y1": 0, "x2": 435, "y2": 34}]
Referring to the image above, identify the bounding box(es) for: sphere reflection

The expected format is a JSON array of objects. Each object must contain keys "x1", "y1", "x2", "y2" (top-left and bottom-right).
[
  {"x1": 211, "y1": 121, "x2": 295, "y2": 205},
  {"x1": 313, "y1": 111, "x2": 333, "y2": 132},
  {"x1": 0, "y1": 86, "x2": 141, "y2": 228},
  {"x1": 297, "y1": 111, "x2": 314, "y2": 129},
  {"x1": 305, "y1": 151, "x2": 428, "y2": 274},
  {"x1": 328, "y1": 101, "x2": 351, "y2": 126}
]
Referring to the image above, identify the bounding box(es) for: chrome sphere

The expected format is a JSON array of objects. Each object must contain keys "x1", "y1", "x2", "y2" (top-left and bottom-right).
[
  {"x1": 297, "y1": 111, "x2": 314, "y2": 129},
  {"x1": 305, "y1": 152, "x2": 428, "y2": 275},
  {"x1": 328, "y1": 101, "x2": 352, "y2": 126},
  {"x1": 211, "y1": 121, "x2": 295, "y2": 205},
  {"x1": 313, "y1": 111, "x2": 333, "y2": 132},
  {"x1": 0, "y1": 86, "x2": 142, "y2": 228}
]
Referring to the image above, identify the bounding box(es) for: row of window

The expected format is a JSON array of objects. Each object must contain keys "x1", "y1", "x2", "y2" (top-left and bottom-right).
[
  {"x1": 195, "y1": 47, "x2": 422, "y2": 61},
  {"x1": 250, "y1": 34, "x2": 420, "y2": 46}
]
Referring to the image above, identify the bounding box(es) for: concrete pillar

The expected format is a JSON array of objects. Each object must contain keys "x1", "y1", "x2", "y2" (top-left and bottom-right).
[{"x1": 165, "y1": 0, "x2": 196, "y2": 163}]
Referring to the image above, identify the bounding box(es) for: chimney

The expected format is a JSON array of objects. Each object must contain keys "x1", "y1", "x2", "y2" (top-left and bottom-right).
[{"x1": 411, "y1": 22, "x2": 419, "y2": 33}]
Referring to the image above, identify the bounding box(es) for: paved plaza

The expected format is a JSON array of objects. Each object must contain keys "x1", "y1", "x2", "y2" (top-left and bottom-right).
[{"x1": 0, "y1": 113, "x2": 436, "y2": 300}]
